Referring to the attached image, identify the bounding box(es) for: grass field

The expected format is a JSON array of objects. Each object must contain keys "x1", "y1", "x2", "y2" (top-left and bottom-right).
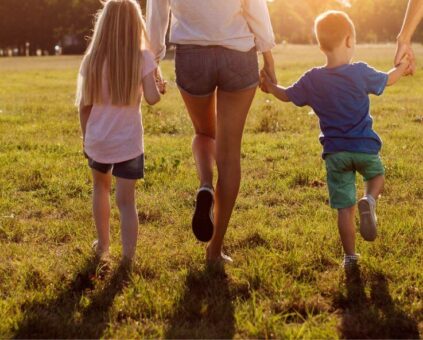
[{"x1": 0, "y1": 44, "x2": 422, "y2": 339}]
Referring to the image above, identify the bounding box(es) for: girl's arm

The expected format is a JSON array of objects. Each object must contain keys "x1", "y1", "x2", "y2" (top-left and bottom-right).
[
  {"x1": 146, "y1": 0, "x2": 171, "y2": 63},
  {"x1": 143, "y1": 71, "x2": 161, "y2": 105},
  {"x1": 79, "y1": 103, "x2": 93, "y2": 145}
]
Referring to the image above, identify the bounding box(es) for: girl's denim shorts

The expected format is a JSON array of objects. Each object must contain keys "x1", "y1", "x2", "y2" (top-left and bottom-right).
[
  {"x1": 88, "y1": 154, "x2": 144, "y2": 180},
  {"x1": 175, "y1": 44, "x2": 259, "y2": 96}
]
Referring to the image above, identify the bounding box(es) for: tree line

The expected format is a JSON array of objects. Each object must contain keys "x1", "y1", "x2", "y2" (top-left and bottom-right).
[
  {"x1": 269, "y1": 0, "x2": 422, "y2": 44},
  {"x1": 0, "y1": 0, "x2": 421, "y2": 55}
]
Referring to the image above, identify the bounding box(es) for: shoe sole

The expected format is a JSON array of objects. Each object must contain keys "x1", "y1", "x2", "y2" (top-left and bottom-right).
[
  {"x1": 192, "y1": 190, "x2": 214, "y2": 242},
  {"x1": 358, "y1": 199, "x2": 377, "y2": 241}
]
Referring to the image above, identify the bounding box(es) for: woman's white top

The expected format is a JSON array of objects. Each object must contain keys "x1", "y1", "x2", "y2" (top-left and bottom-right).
[{"x1": 146, "y1": 0, "x2": 276, "y2": 61}]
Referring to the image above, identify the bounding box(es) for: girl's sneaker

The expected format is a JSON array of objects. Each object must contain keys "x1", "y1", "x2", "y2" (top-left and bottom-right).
[
  {"x1": 92, "y1": 240, "x2": 110, "y2": 261},
  {"x1": 192, "y1": 186, "x2": 215, "y2": 242},
  {"x1": 358, "y1": 195, "x2": 377, "y2": 241}
]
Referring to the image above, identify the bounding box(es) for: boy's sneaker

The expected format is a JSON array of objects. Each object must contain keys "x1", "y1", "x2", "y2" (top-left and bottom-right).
[
  {"x1": 342, "y1": 253, "x2": 360, "y2": 269},
  {"x1": 358, "y1": 195, "x2": 377, "y2": 241},
  {"x1": 192, "y1": 186, "x2": 214, "y2": 242}
]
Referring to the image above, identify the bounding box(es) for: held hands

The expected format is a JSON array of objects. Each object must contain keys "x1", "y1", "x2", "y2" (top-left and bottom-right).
[
  {"x1": 260, "y1": 51, "x2": 277, "y2": 94},
  {"x1": 155, "y1": 66, "x2": 167, "y2": 95},
  {"x1": 260, "y1": 69, "x2": 277, "y2": 94},
  {"x1": 397, "y1": 53, "x2": 412, "y2": 77},
  {"x1": 394, "y1": 40, "x2": 416, "y2": 76}
]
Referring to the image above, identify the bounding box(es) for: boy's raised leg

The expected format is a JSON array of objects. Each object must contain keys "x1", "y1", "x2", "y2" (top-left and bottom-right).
[
  {"x1": 358, "y1": 174, "x2": 384, "y2": 241},
  {"x1": 365, "y1": 174, "x2": 385, "y2": 200}
]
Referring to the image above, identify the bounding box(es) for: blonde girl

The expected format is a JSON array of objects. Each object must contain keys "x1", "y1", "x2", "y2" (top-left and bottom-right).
[{"x1": 77, "y1": 0, "x2": 160, "y2": 263}]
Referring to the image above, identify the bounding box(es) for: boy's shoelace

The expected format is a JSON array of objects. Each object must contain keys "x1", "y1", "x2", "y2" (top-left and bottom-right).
[{"x1": 343, "y1": 254, "x2": 360, "y2": 267}]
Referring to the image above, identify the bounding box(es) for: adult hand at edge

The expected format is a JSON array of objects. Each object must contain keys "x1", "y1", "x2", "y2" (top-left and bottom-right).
[{"x1": 394, "y1": 39, "x2": 416, "y2": 76}]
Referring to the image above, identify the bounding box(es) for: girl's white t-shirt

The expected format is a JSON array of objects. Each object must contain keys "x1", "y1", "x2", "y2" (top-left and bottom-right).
[{"x1": 82, "y1": 50, "x2": 156, "y2": 164}]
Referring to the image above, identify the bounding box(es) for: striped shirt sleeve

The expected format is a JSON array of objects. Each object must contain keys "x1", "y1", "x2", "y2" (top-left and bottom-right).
[
  {"x1": 146, "y1": 0, "x2": 171, "y2": 62},
  {"x1": 242, "y1": 0, "x2": 276, "y2": 52}
]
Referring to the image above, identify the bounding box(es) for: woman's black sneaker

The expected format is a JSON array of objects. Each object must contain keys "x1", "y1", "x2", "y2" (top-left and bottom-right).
[{"x1": 192, "y1": 187, "x2": 214, "y2": 242}]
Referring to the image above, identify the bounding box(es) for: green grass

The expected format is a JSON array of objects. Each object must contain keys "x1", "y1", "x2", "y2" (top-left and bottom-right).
[{"x1": 0, "y1": 44, "x2": 422, "y2": 339}]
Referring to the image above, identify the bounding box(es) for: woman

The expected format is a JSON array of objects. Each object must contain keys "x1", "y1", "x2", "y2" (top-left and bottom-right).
[
  {"x1": 147, "y1": 0, "x2": 276, "y2": 263},
  {"x1": 395, "y1": 0, "x2": 423, "y2": 75}
]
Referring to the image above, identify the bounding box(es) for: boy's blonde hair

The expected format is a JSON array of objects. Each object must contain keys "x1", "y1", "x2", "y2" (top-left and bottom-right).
[
  {"x1": 77, "y1": 0, "x2": 148, "y2": 106},
  {"x1": 314, "y1": 11, "x2": 355, "y2": 52}
]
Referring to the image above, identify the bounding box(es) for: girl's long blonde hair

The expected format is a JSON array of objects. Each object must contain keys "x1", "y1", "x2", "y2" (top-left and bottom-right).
[{"x1": 77, "y1": 0, "x2": 148, "y2": 106}]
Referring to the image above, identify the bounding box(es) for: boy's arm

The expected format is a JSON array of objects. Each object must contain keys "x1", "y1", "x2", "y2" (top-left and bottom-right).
[
  {"x1": 260, "y1": 70, "x2": 291, "y2": 102},
  {"x1": 387, "y1": 57, "x2": 410, "y2": 86},
  {"x1": 268, "y1": 85, "x2": 291, "y2": 102}
]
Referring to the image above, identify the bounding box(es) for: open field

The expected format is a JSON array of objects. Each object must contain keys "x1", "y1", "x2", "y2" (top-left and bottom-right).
[{"x1": 0, "y1": 44, "x2": 422, "y2": 338}]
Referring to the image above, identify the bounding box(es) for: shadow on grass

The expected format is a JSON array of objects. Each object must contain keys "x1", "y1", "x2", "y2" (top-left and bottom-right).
[
  {"x1": 14, "y1": 257, "x2": 130, "y2": 339},
  {"x1": 338, "y1": 266, "x2": 419, "y2": 339},
  {"x1": 165, "y1": 264, "x2": 236, "y2": 339}
]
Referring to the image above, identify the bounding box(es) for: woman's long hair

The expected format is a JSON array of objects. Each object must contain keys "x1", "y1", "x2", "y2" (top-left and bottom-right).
[{"x1": 76, "y1": 0, "x2": 148, "y2": 106}]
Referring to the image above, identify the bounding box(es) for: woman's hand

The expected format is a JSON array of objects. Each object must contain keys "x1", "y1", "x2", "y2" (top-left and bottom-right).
[
  {"x1": 261, "y1": 51, "x2": 277, "y2": 84},
  {"x1": 260, "y1": 51, "x2": 277, "y2": 93},
  {"x1": 394, "y1": 0, "x2": 423, "y2": 75},
  {"x1": 395, "y1": 38, "x2": 416, "y2": 76},
  {"x1": 260, "y1": 69, "x2": 274, "y2": 94}
]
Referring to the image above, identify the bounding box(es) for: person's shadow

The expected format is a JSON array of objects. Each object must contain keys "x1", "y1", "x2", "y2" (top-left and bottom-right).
[
  {"x1": 14, "y1": 257, "x2": 130, "y2": 339},
  {"x1": 165, "y1": 264, "x2": 236, "y2": 339},
  {"x1": 337, "y1": 266, "x2": 419, "y2": 339}
]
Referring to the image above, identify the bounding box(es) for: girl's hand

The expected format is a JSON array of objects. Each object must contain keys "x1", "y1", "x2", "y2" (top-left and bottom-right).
[{"x1": 155, "y1": 67, "x2": 167, "y2": 94}]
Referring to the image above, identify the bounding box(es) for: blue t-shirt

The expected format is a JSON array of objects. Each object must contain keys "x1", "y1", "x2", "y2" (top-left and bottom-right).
[{"x1": 285, "y1": 62, "x2": 388, "y2": 158}]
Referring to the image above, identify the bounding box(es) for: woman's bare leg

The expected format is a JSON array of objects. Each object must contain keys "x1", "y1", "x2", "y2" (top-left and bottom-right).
[
  {"x1": 207, "y1": 87, "x2": 257, "y2": 260},
  {"x1": 179, "y1": 90, "x2": 216, "y2": 188}
]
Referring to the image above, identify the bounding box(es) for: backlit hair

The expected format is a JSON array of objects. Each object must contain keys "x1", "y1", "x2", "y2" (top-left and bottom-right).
[
  {"x1": 77, "y1": 0, "x2": 148, "y2": 106},
  {"x1": 314, "y1": 11, "x2": 355, "y2": 52}
]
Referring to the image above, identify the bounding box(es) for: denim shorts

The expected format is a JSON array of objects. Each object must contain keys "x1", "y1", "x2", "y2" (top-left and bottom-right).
[
  {"x1": 88, "y1": 154, "x2": 145, "y2": 180},
  {"x1": 175, "y1": 44, "x2": 259, "y2": 96}
]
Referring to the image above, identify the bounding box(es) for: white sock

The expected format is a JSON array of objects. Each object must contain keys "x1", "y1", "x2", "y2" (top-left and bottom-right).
[{"x1": 365, "y1": 194, "x2": 376, "y2": 204}]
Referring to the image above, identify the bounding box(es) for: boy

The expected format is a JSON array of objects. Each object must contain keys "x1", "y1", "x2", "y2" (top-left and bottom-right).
[{"x1": 261, "y1": 11, "x2": 409, "y2": 267}]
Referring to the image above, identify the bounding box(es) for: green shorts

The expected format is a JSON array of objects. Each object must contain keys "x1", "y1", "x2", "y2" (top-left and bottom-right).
[{"x1": 325, "y1": 152, "x2": 385, "y2": 209}]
